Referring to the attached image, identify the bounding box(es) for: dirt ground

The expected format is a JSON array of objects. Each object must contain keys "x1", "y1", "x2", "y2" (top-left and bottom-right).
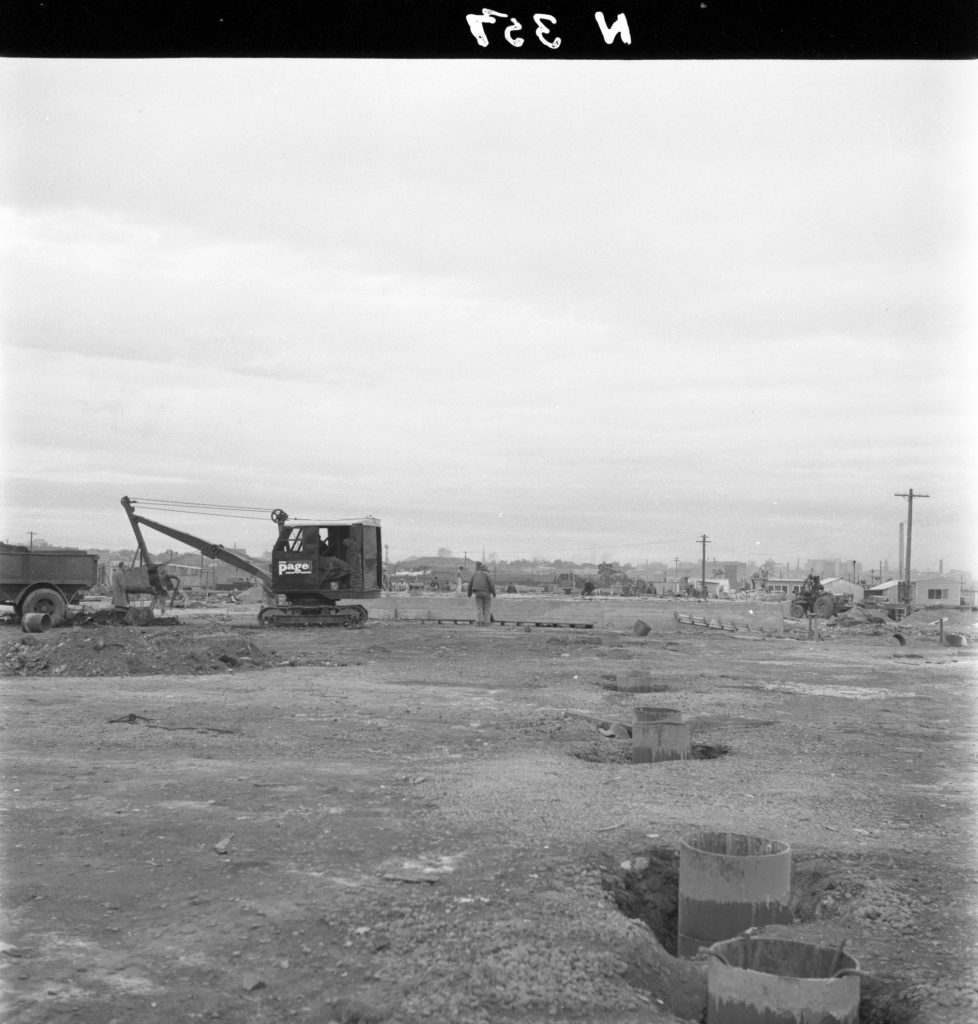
[{"x1": 1, "y1": 600, "x2": 976, "y2": 1024}]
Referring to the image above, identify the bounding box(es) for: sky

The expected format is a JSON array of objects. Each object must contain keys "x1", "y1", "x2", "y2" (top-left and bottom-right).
[{"x1": 1, "y1": 60, "x2": 976, "y2": 573}]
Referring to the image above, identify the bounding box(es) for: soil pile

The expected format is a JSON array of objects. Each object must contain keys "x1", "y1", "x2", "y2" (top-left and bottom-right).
[{"x1": 0, "y1": 624, "x2": 276, "y2": 678}]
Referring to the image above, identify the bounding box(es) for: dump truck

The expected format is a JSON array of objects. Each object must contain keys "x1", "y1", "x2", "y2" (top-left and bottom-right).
[
  {"x1": 0, "y1": 543, "x2": 99, "y2": 625},
  {"x1": 121, "y1": 497, "x2": 382, "y2": 627}
]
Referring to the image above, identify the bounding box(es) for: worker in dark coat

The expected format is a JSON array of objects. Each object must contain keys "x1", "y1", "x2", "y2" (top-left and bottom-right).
[
  {"x1": 467, "y1": 562, "x2": 496, "y2": 626},
  {"x1": 111, "y1": 562, "x2": 129, "y2": 611}
]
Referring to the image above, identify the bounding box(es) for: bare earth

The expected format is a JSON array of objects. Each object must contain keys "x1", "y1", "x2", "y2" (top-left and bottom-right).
[{"x1": 2, "y1": 600, "x2": 976, "y2": 1024}]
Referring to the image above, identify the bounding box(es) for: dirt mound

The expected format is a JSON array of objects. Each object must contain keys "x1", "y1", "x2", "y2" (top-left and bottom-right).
[
  {"x1": 0, "y1": 624, "x2": 277, "y2": 678},
  {"x1": 901, "y1": 607, "x2": 978, "y2": 631},
  {"x1": 837, "y1": 606, "x2": 892, "y2": 626}
]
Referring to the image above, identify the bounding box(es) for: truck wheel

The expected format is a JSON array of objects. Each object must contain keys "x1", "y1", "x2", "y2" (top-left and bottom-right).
[
  {"x1": 813, "y1": 594, "x2": 836, "y2": 618},
  {"x1": 790, "y1": 601, "x2": 806, "y2": 619},
  {"x1": 21, "y1": 588, "x2": 68, "y2": 625}
]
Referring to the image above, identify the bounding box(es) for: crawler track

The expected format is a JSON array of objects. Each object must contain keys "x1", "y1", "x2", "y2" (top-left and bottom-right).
[{"x1": 257, "y1": 604, "x2": 368, "y2": 628}]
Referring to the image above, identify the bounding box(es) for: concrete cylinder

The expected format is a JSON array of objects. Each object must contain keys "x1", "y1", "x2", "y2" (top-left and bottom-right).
[
  {"x1": 706, "y1": 935, "x2": 860, "y2": 1024},
  {"x1": 632, "y1": 719, "x2": 690, "y2": 764},
  {"x1": 678, "y1": 831, "x2": 791, "y2": 957},
  {"x1": 21, "y1": 612, "x2": 52, "y2": 633},
  {"x1": 634, "y1": 706, "x2": 683, "y2": 724}
]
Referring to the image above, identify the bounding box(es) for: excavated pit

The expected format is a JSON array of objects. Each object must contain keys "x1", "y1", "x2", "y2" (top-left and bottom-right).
[
  {"x1": 601, "y1": 848, "x2": 929, "y2": 1024},
  {"x1": 569, "y1": 738, "x2": 730, "y2": 764},
  {"x1": 601, "y1": 845, "x2": 681, "y2": 955}
]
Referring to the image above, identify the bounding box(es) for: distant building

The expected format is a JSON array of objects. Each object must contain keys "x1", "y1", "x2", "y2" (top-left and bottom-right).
[
  {"x1": 705, "y1": 578, "x2": 731, "y2": 598},
  {"x1": 821, "y1": 577, "x2": 865, "y2": 603},
  {"x1": 865, "y1": 577, "x2": 962, "y2": 608},
  {"x1": 718, "y1": 562, "x2": 746, "y2": 588},
  {"x1": 763, "y1": 577, "x2": 809, "y2": 597},
  {"x1": 865, "y1": 580, "x2": 901, "y2": 604},
  {"x1": 808, "y1": 559, "x2": 863, "y2": 581},
  {"x1": 912, "y1": 576, "x2": 962, "y2": 607}
]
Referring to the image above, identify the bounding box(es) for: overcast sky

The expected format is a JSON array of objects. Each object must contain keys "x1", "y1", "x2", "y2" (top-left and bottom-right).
[{"x1": 1, "y1": 60, "x2": 975, "y2": 572}]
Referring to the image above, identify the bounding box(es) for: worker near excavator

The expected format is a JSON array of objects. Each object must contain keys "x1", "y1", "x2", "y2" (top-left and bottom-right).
[
  {"x1": 111, "y1": 562, "x2": 129, "y2": 611},
  {"x1": 467, "y1": 561, "x2": 496, "y2": 626}
]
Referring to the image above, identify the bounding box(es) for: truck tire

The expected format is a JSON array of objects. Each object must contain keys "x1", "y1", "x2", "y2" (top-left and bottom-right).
[
  {"x1": 813, "y1": 594, "x2": 836, "y2": 618},
  {"x1": 20, "y1": 587, "x2": 68, "y2": 625},
  {"x1": 790, "y1": 601, "x2": 807, "y2": 619}
]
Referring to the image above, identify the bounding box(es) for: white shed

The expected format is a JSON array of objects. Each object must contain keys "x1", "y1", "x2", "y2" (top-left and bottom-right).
[
  {"x1": 865, "y1": 580, "x2": 901, "y2": 604},
  {"x1": 822, "y1": 577, "x2": 865, "y2": 603},
  {"x1": 864, "y1": 577, "x2": 962, "y2": 608},
  {"x1": 913, "y1": 577, "x2": 962, "y2": 607}
]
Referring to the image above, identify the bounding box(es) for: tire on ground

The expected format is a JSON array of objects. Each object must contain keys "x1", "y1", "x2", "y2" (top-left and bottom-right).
[{"x1": 20, "y1": 587, "x2": 68, "y2": 625}]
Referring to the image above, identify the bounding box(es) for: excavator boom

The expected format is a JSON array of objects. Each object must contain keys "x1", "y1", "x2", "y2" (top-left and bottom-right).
[{"x1": 120, "y1": 497, "x2": 273, "y2": 588}]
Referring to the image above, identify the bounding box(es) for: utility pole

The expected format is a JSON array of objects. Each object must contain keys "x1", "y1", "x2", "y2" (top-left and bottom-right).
[
  {"x1": 28, "y1": 531, "x2": 36, "y2": 551},
  {"x1": 674, "y1": 557, "x2": 679, "y2": 593},
  {"x1": 895, "y1": 488, "x2": 929, "y2": 609},
  {"x1": 699, "y1": 535, "x2": 710, "y2": 599}
]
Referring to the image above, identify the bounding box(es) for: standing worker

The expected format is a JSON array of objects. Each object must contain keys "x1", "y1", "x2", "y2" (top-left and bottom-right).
[
  {"x1": 467, "y1": 561, "x2": 496, "y2": 626},
  {"x1": 455, "y1": 566, "x2": 464, "y2": 597},
  {"x1": 111, "y1": 562, "x2": 129, "y2": 611}
]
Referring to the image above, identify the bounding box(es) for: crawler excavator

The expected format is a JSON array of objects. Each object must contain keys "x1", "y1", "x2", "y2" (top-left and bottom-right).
[{"x1": 120, "y1": 496, "x2": 382, "y2": 627}]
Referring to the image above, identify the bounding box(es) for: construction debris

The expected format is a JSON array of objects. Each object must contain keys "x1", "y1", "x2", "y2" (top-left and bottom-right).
[{"x1": 1, "y1": 625, "x2": 274, "y2": 677}]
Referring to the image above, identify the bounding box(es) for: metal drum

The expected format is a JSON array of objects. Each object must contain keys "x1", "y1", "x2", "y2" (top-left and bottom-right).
[
  {"x1": 678, "y1": 831, "x2": 791, "y2": 957},
  {"x1": 21, "y1": 612, "x2": 53, "y2": 633}
]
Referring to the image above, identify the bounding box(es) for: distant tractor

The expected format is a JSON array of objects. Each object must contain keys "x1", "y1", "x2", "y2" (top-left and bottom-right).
[
  {"x1": 555, "y1": 572, "x2": 577, "y2": 595},
  {"x1": 790, "y1": 574, "x2": 852, "y2": 619}
]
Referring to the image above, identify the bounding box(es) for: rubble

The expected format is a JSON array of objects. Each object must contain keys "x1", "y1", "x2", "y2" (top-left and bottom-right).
[{"x1": 0, "y1": 623, "x2": 274, "y2": 677}]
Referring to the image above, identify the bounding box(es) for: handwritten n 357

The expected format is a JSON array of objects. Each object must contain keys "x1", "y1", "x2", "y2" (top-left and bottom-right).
[{"x1": 466, "y1": 10, "x2": 632, "y2": 49}]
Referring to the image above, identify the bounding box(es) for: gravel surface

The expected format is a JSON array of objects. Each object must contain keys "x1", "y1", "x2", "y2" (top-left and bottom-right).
[{"x1": 1, "y1": 607, "x2": 976, "y2": 1023}]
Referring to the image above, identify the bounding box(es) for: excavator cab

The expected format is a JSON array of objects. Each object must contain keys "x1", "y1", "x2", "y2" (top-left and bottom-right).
[{"x1": 269, "y1": 514, "x2": 382, "y2": 614}]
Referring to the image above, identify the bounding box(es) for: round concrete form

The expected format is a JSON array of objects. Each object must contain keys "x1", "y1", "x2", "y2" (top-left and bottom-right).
[
  {"x1": 678, "y1": 831, "x2": 791, "y2": 957},
  {"x1": 21, "y1": 612, "x2": 53, "y2": 633},
  {"x1": 633, "y1": 706, "x2": 683, "y2": 724},
  {"x1": 632, "y1": 720, "x2": 690, "y2": 763},
  {"x1": 632, "y1": 619, "x2": 652, "y2": 636},
  {"x1": 705, "y1": 935, "x2": 860, "y2": 1024}
]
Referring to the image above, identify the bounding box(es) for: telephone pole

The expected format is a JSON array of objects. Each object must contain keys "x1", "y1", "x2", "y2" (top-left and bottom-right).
[
  {"x1": 894, "y1": 488, "x2": 929, "y2": 608},
  {"x1": 699, "y1": 534, "x2": 711, "y2": 599}
]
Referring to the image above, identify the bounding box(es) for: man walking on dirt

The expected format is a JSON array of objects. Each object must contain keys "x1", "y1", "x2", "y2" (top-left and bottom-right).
[{"x1": 467, "y1": 562, "x2": 495, "y2": 626}]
